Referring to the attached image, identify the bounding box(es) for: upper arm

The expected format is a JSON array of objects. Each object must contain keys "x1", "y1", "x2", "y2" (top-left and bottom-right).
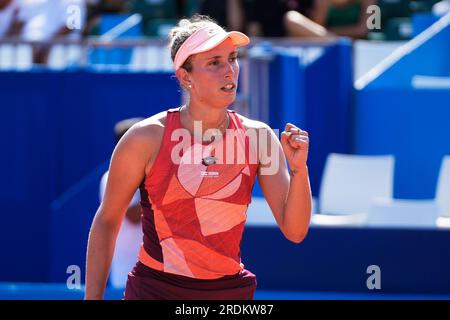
[
  {"x1": 98, "y1": 124, "x2": 156, "y2": 226},
  {"x1": 256, "y1": 124, "x2": 290, "y2": 227},
  {"x1": 311, "y1": 0, "x2": 330, "y2": 25}
]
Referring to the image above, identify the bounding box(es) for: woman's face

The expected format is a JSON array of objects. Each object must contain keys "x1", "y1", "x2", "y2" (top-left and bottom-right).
[{"x1": 186, "y1": 38, "x2": 240, "y2": 109}]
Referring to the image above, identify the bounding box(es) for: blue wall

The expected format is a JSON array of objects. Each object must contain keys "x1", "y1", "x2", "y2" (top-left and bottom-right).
[
  {"x1": 304, "y1": 40, "x2": 353, "y2": 195},
  {"x1": 259, "y1": 39, "x2": 353, "y2": 196},
  {"x1": 0, "y1": 40, "x2": 354, "y2": 283},
  {"x1": 0, "y1": 71, "x2": 180, "y2": 282},
  {"x1": 354, "y1": 14, "x2": 450, "y2": 199},
  {"x1": 241, "y1": 226, "x2": 450, "y2": 294},
  {"x1": 354, "y1": 88, "x2": 450, "y2": 199},
  {"x1": 4, "y1": 25, "x2": 449, "y2": 286}
]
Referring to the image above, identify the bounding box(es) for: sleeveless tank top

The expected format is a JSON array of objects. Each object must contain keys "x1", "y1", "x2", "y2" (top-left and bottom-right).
[{"x1": 137, "y1": 107, "x2": 259, "y2": 280}]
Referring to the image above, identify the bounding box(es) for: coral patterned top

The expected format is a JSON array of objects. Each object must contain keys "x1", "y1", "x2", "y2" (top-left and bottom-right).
[{"x1": 138, "y1": 107, "x2": 258, "y2": 280}]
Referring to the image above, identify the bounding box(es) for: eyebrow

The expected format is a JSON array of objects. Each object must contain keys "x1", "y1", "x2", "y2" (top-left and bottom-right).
[{"x1": 205, "y1": 51, "x2": 238, "y2": 60}]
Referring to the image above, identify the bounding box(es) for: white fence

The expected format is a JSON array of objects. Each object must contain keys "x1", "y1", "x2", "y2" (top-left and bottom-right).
[{"x1": 0, "y1": 38, "x2": 175, "y2": 71}]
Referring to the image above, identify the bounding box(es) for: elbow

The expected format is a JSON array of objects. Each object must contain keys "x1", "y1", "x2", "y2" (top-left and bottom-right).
[
  {"x1": 288, "y1": 234, "x2": 307, "y2": 244},
  {"x1": 283, "y1": 215, "x2": 311, "y2": 244},
  {"x1": 285, "y1": 229, "x2": 309, "y2": 244}
]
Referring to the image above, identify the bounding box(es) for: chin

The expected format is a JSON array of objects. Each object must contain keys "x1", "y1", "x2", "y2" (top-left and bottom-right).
[
  {"x1": 223, "y1": 95, "x2": 236, "y2": 104},
  {"x1": 209, "y1": 99, "x2": 235, "y2": 109}
]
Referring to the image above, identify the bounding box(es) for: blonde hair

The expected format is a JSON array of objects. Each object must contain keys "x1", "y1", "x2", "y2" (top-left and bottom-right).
[{"x1": 168, "y1": 14, "x2": 219, "y2": 72}]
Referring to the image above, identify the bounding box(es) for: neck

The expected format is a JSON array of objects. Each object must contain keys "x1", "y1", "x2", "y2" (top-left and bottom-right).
[{"x1": 182, "y1": 101, "x2": 229, "y2": 131}]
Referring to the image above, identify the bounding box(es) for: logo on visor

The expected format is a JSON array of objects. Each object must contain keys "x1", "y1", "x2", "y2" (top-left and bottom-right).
[{"x1": 207, "y1": 27, "x2": 220, "y2": 35}]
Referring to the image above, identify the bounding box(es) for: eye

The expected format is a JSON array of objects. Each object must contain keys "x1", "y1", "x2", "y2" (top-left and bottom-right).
[
  {"x1": 229, "y1": 56, "x2": 237, "y2": 63},
  {"x1": 209, "y1": 60, "x2": 220, "y2": 66}
]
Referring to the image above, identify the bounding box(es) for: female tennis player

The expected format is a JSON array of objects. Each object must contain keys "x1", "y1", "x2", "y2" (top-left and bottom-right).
[{"x1": 85, "y1": 15, "x2": 311, "y2": 300}]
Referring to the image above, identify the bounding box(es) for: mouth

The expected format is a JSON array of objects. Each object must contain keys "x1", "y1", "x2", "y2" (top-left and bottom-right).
[{"x1": 220, "y1": 83, "x2": 236, "y2": 93}]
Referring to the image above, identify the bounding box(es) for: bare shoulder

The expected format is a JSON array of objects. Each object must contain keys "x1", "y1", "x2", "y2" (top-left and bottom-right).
[
  {"x1": 123, "y1": 110, "x2": 167, "y2": 144},
  {"x1": 234, "y1": 113, "x2": 271, "y2": 131},
  {"x1": 234, "y1": 113, "x2": 279, "y2": 165},
  {"x1": 234, "y1": 113, "x2": 275, "y2": 137},
  {"x1": 114, "y1": 110, "x2": 168, "y2": 175}
]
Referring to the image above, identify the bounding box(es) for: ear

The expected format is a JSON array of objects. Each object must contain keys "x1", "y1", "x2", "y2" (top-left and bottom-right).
[{"x1": 176, "y1": 68, "x2": 192, "y2": 90}]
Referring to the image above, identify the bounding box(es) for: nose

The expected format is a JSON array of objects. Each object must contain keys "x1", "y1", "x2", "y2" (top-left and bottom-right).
[{"x1": 223, "y1": 61, "x2": 235, "y2": 79}]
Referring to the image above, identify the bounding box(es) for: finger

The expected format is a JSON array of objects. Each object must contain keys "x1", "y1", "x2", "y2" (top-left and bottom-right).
[
  {"x1": 289, "y1": 133, "x2": 309, "y2": 143},
  {"x1": 285, "y1": 123, "x2": 308, "y2": 136},
  {"x1": 281, "y1": 131, "x2": 293, "y2": 152},
  {"x1": 281, "y1": 131, "x2": 290, "y2": 145},
  {"x1": 282, "y1": 131, "x2": 309, "y2": 150},
  {"x1": 283, "y1": 131, "x2": 308, "y2": 147},
  {"x1": 283, "y1": 129, "x2": 303, "y2": 139},
  {"x1": 290, "y1": 128, "x2": 308, "y2": 137},
  {"x1": 285, "y1": 123, "x2": 297, "y2": 133},
  {"x1": 292, "y1": 136, "x2": 309, "y2": 143},
  {"x1": 289, "y1": 136, "x2": 309, "y2": 149},
  {"x1": 288, "y1": 131, "x2": 308, "y2": 138}
]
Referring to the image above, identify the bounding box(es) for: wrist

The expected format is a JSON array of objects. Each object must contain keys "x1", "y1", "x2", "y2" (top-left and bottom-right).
[
  {"x1": 84, "y1": 294, "x2": 104, "y2": 300},
  {"x1": 290, "y1": 165, "x2": 308, "y2": 177}
]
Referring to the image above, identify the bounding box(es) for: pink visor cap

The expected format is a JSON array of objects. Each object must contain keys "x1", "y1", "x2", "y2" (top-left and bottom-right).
[{"x1": 174, "y1": 24, "x2": 250, "y2": 70}]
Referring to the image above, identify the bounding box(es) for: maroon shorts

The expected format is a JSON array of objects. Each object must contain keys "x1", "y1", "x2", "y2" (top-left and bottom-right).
[{"x1": 123, "y1": 261, "x2": 257, "y2": 300}]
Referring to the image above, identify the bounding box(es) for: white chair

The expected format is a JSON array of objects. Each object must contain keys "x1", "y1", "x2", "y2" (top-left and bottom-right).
[
  {"x1": 15, "y1": 44, "x2": 33, "y2": 71},
  {"x1": 312, "y1": 153, "x2": 395, "y2": 227},
  {"x1": 128, "y1": 47, "x2": 140, "y2": 71},
  {"x1": 245, "y1": 197, "x2": 277, "y2": 226},
  {"x1": 365, "y1": 155, "x2": 450, "y2": 229},
  {"x1": 0, "y1": 44, "x2": 15, "y2": 70},
  {"x1": 245, "y1": 196, "x2": 317, "y2": 227},
  {"x1": 47, "y1": 45, "x2": 67, "y2": 70},
  {"x1": 65, "y1": 45, "x2": 83, "y2": 68},
  {"x1": 436, "y1": 155, "x2": 450, "y2": 228},
  {"x1": 367, "y1": 198, "x2": 438, "y2": 228}
]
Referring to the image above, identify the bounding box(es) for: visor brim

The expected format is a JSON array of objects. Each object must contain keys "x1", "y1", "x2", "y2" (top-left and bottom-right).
[{"x1": 190, "y1": 31, "x2": 250, "y2": 56}]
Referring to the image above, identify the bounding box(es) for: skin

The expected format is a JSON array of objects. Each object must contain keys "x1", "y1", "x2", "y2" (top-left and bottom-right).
[
  {"x1": 3, "y1": 1, "x2": 75, "y2": 64},
  {"x1": 0, "y1": 0, "x2": 12, "y2": 10},
  {"x1": 124, "y1": 204, "x2": 141, "y2": 224},
  {"x1": 85, "y1": 37, "x2": 312, "y2": 300},
  {"x1": 1, "y1": 0, "x2": 21, "y2": 37},
  {"x1": 312, "y1": 0, "x2": 377, "y2": 39},
  {"x1": 284, "y1": 0, "x2": 376, "y2": 39}
]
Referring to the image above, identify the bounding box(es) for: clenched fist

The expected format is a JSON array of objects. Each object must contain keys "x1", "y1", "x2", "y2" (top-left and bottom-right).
[{"x1": 280, "y1": 123, "x2": 309, "y2": 174}]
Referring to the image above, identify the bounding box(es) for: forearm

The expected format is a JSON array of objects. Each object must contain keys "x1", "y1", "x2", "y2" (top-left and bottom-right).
[
  {"x1": 54, "y1": 26, "x2": 73, "y2": 38},
  {"x1": 282, "y1": 166, "x2": 312, "y2": 243},
  {"x1": 330, "y1": 24, "x2": 368, "y2": 39},
  {"x1": 85, "y1": 214, "x2": 119, "y2": 299}
]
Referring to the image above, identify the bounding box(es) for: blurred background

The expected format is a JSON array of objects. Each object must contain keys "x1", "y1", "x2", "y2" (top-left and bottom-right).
[{"x1": 1, "y1": 0, "x2": 450, "y2": 300}]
